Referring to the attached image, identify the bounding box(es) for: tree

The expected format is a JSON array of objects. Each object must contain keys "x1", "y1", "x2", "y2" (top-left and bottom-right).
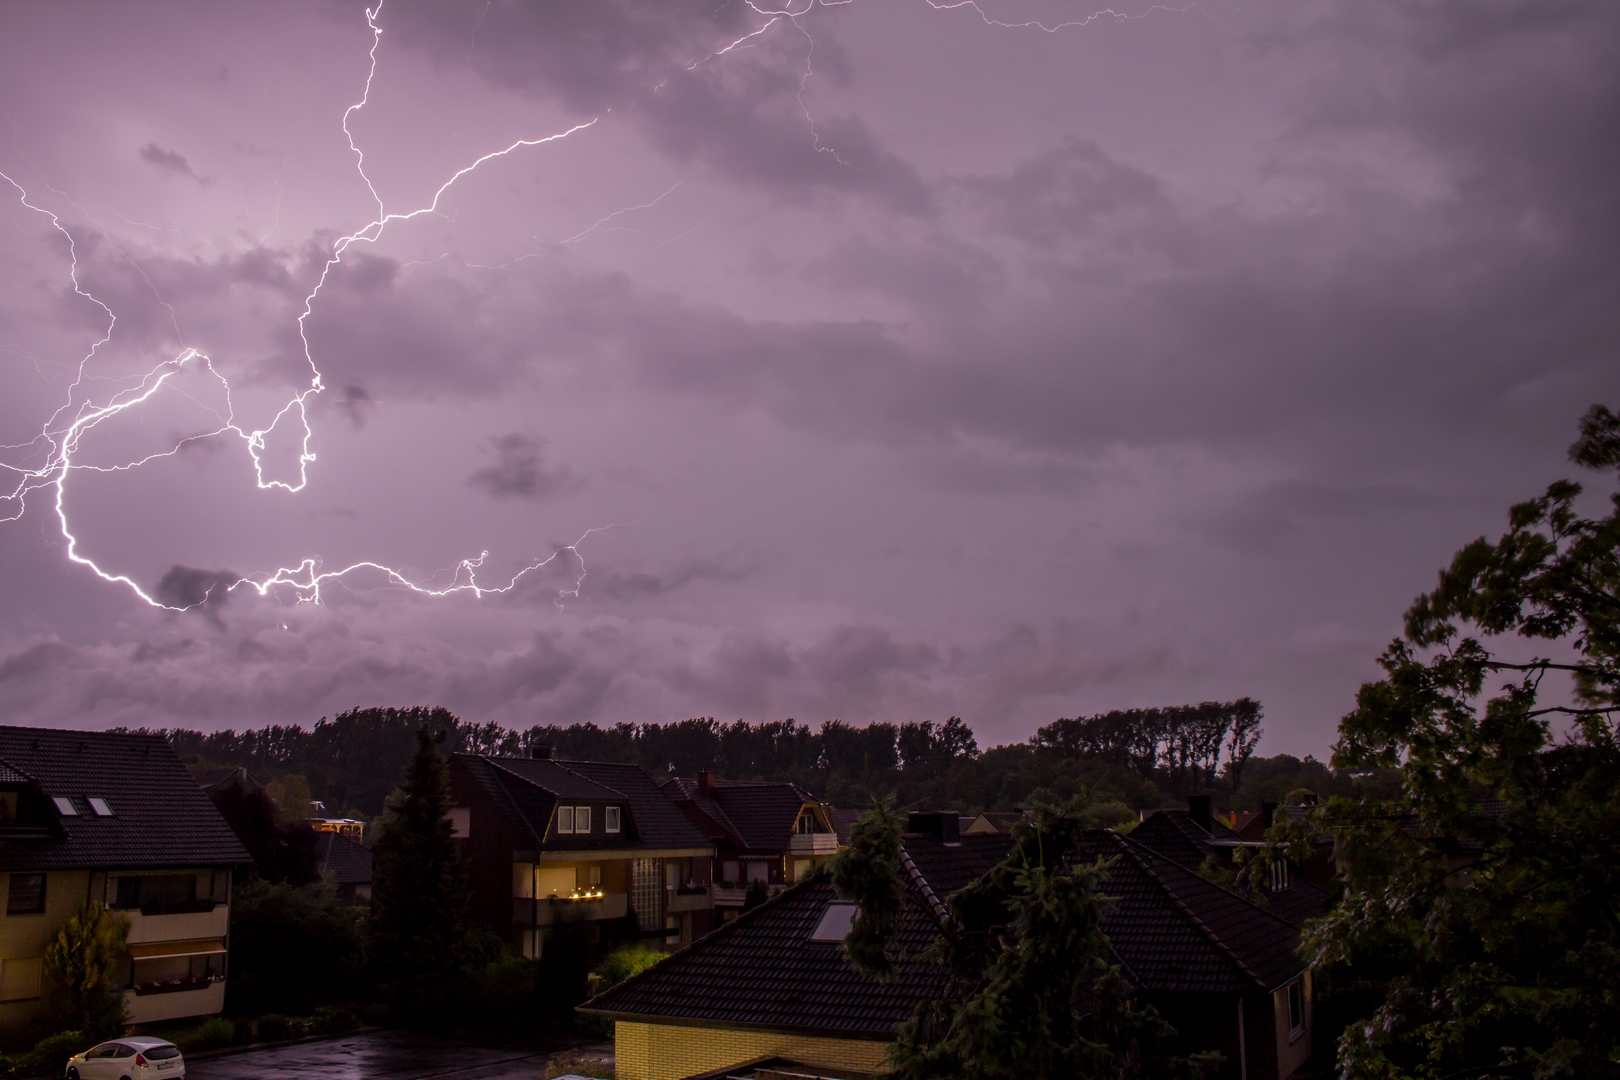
[
  {"x1": 830, "y1": 796, "x2": 907, "y2": 979},
  {"x1": 369, "y1": 725, "x2": 469, "y2": 1020},
  {"x1": 1304, "y1": 404, "x2": 1620, "y2": 1079},
  {"x1": 208, "y1": 780, "x2": 319, "y2": 885},
  {"x1": 226, "y1": 877, "x2": 366, "y2": 1016},
  {"x1": 43, "y1": 902, "x2": 129, "y2": 1038}
]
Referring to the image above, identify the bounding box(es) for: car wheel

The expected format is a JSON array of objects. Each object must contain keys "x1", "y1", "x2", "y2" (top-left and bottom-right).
[{"x1": 66, "y1": 1069, "x2": 79, "y2": 1080}]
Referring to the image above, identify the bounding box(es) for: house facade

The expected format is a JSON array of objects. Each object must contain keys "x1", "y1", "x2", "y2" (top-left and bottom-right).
[
  {"x1": 0, "y1": 727, "x2": 250, "y2": 1039},
  {"x1": 450, "y1": 749, "x2": 714, "y2": 958},
  {"x1": 665, "y1": 774, "x2": 842, "y2": 917},
  {"x1": 585, "y1": 814, "x2": 1316, "y2": 1080}
]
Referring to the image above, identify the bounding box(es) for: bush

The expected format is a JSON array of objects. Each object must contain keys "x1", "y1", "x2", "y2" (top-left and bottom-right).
[
  {"x1": 310, "y1": 1007, "x2": 359, "y2": 1035},
  {"x1": 10, "y1": 1029, "x2": 90, "y2": 1078},
  {"x1": 1088, "y1": 800, "x2": 1137, "y2": 829},
  {"x1": 254, "y1": 1014, "x2": 295, "y2": 1042},
  {"x1": 226, "y1": 879, "x2": 366, "y2": 1017},
  {"x1": 598, "y1": 944, "x2": 665, "y2": 987},
  {"x1": 191, "y1": 1017, "x2": 236, "y2": 1050}
]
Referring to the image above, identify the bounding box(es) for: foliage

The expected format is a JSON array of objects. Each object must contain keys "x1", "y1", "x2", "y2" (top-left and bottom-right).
[
  {"x1": 889, "y1": 797, "x2": 1218, "y2": 1080},
  {"x1": 1304, "y1": 404, "x2": 1620, "y2": 1079},
  {"x1": 226, "y1": 877, "x2": 366, "y2": 1016},
  {"x1": 598, "y1": 944, "x2": 666, "y2": 986},
  {"x1": 1033, "y1": 698, "x2": 1262, "y2": 788},
  {"x1": 368, "y1": 724, "x2": 470, "y2": 1021},
  {"x1": 830, "y1": 796, "x2": 908, "y2": 979},
  {"x1": 742, "y1": 878, "x2": 769, "y2": 912},
  {"x1": 208, "y1": 780, "x2": 319, "y2": 885},
  {"x1": 42, "y1": 902, "x2": 128, "y2": 1039},
  {"x1": 0, "y1": 1030, "x2": 88, "y2": 1080},
  {"x1": 190, "y1": 1017, "x2": 237, "y2": 1050},
  {"x1": 263, "y1": 774, "x2": 314, "y2": 819}
]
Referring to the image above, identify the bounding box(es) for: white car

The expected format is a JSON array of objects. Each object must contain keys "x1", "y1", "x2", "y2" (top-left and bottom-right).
[{"x1": 65, "y1": 1037, "x2": 185, "y2": 1080}]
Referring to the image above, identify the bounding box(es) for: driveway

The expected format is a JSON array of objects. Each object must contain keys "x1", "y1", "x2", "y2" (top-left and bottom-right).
[{"x1": 187, "y1": 1030, "x2": 611, "y2": 1080}]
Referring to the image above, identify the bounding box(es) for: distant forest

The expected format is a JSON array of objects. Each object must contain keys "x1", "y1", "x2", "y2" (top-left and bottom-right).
[{"x1": 132, "y1": 699, "x2": 1387, "y2": 821}]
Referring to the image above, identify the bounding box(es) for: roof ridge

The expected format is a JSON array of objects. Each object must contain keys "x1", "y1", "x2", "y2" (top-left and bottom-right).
[
  {"x1": 899, "y1": 844, "x2": 949, "y2": 926},
  {"x1": 553, "y1": 761, "x2": 631, "y2": 801},
  {"x1": 476, "y1": 759, "x2": 550, "y2": 849},
  {"x1": 1107, "y1": 832, "x2": 1268, "y2": 989}
]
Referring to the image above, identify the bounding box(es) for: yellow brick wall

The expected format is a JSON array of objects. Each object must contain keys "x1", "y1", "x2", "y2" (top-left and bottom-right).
[{"x1": 616, "y1": 1020, "x2": 891, "y2": 1080}]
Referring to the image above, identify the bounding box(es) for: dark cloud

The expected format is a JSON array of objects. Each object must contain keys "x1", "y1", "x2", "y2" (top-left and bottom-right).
[
  {"x1": 138, "y1": 142, "x2": 205, "y2": 183},
  {"x1": 153, "y1": 565, "x2": 238, "y2": 627},
  {"x1": 468, "y1": 434, "x2": 580, "y2": 500},
  {"x1": 586, "y1": 558, "x2": 755, "y2": 602}
]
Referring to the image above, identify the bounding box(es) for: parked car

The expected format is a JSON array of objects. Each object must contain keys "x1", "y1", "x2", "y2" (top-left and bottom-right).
[{"x1": 64, "y1": 1037, "x2": 184, "y2": 1080}]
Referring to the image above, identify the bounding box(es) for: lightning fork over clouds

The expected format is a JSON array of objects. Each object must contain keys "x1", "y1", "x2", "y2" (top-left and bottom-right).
[{"x1": 0, "y1": 0, "x2": 1169, "y2": 614}]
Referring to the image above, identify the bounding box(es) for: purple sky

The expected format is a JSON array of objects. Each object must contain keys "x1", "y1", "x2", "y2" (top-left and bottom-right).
[{"x1": 1, "y1": 0, "x2": 1616, "y2": 754}]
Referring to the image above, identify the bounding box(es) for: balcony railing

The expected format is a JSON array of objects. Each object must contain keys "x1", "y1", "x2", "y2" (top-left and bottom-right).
[
  {"x1": 132, "y1": 975, "x2": 221, "y2": 997},
  {"x1": 512, "y1": 891, "x2": 629, "y2": 926},
  {"x1": 666, "y1": 885, "x2": 712, "y2": 913},
  {"x1": 788, "y1": 833, "x2": 840, "y2": 855}
]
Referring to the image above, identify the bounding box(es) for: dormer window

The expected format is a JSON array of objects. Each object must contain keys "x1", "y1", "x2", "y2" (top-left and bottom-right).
[
  {"x1": 51, "y1": 797, "x2": 77, "y2": 816},
  {"x1": 87, "y1": 798, "x2": 114, "y2": 817},
  {"x1": 557, "y1": 806, "x2": 575, "y2": 834},
  {"x1": 605, "y1": 807, "x2": 622, "y2": 834},
  {"x1": 1269, "y1": 859, "x2": 1290, "y2": 892},
  {"x1": 575, "y1": 806, "x2": 591, "y2": 833}
]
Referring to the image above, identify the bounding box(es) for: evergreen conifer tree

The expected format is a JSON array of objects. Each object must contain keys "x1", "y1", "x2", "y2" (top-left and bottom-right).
[{"x1": 369, "y1": 725, "x2": 468, "y2": 1020}]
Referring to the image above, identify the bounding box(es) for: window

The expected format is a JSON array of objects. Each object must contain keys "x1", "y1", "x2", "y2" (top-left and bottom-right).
[
  {"x1": 722, "y1": 861, "x2": 740, "y2": 885},
  {"x1": 87, "y1": 797, "x2": 114, "y2": 817},
  {"x1": 1269, "y1": 859, "x2": 1290, "y2": 892},
  {"x1": 534, "y1": 866, "x2": 576, "y2": 897},
  {"x1": 745, "y1": 861, "x2": 770, "y2": 883},
  {"x1": 556, "y1": 806, "x2": 575, "y2": 835},
  {"x1": 793, "y1": 858, "x2": 812, "y2": 881},
  {"x1": 588, "y1": 864, "x2": 602, "y2": 887},
  {"x1": 6, "y1": 874, "x2": 45, "y2": 915},
  {"x1": 605, "y1": 806, "x2": 621, "y2": 833},
  {"x1": 51, "y1": 797, "x2": 77, "y2": 816},
  {"x1": 448, "y1": 807, "x2": 470, "y2": 838},
  {"x1": 1287, "y1": 978, "x2": 1306, "y2": 1037},
  {"x1": 113, "y1": 874, "x2": 197, "y2": 911},
  {"x1": 665, "y1": 859, "x2": 683, "y2": 889},
  {"x1": 575, "y1": 806, "x2": 591, "y2": 834},
  {"x1": 810, "y1": 902, "x2": 859, "y2": 942}
]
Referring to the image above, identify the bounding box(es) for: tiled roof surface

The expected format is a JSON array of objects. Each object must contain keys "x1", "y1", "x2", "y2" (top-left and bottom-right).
[
  {"x1": 582, "y1": 875, "x2": 947, "y2": 1038},
  {"x1": 901, "y1": 832, "x2": 1014, "y2": 897},
  {"x1": 664, "y1": 779, "x2": 747, "y2": 847},
  {"x1": 829, "y1": 808, "x2": 862, "y2": 846},
  {"x1": 553, "y1": 760, "x2": 712, "y2": 849},
  {"x1": 0, "y1": 758, "x2": 34, "y2": 785},
  {"x1": 1129, "y1": 809, "x2": 1245, "y2": 867},
  {"x1": 1256, "y1": 880, "x2": 1328, "y2": 927},
  {"x1": 458, "y1": 756, "x2": 706, "y2": 853},
  {"x1": 707, "y1": 781, "x2": 819, "y2": 852},
  {"x1": 488, "y1": 758, "x2": 630, "y2": 800},
  {"x1": 0, "y1": 727, "x2": 251, "y2": 871},
  {"x1": 455, "y1": 755, "x2": 548, "y2": 849},
  {"x1": 313, "y1": 831, "x2": 373, "y2": 886},
  {"x1": 1074, "y1": 830, "x2": 1305, "y2": 994}
]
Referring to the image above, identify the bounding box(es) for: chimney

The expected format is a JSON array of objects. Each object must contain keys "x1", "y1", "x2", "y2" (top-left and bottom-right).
[
  {"x1": 906, "y1": 811, "x2": 960, "y2": 845},
  {"x1": 1261, "y1": 800, "x2": 1278, "y2": 829},
  {"x1": 1188, "y1": 794, "x2": 1213, "y2": 833},
  {"x1": 697, "y1": 770, "x2": 715, "y2": 795},
  {"x1": 530, "y1": 743, "x2": 553, "y2": 760}
]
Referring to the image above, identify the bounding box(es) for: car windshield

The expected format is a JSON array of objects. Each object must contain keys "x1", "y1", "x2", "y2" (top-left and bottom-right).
[{"x1": 141, "y1": 1046, "x2": 181, "y2": 1060}]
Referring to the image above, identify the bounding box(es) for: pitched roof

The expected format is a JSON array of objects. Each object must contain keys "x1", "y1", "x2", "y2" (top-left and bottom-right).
[
  {"x1": 0, "y1": 726, "x2": 251, "y2": 871},
  {"x1": 668, "y1": 779, "x2": 825, "y2": 853},
  {"x1": 829, "y1": 808, "x2": 862, "y2": 846},
  {"x1": 455, "y1": 755, "x2": 711, "y2": 851},
  {"x1": 900, "y1": 832, "x2": 1013, "y2": 898},
  {"x1": 1130, "y1": 809, "x2": 1330, "y2": 927},
  {"x1": 313, "y1": 831, "x2": 373, "y2": 887},
  {"x1": 1073, "y1": 830, "x2": 1306, "y2": 994},
  {"x1": 581, "y1": 874, "x2": 947, "y2": 1039}
]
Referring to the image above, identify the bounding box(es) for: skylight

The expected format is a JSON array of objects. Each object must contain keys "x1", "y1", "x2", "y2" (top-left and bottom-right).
[
  {"x1": 87, "y1": 798, "x2": 114, "y2": 817},
  {"x1": 51, "y1": 797, "x2": 77, "y2": 816},
  {"x1": 809, "y1": 902, "x2": 859, "y2": 942}
]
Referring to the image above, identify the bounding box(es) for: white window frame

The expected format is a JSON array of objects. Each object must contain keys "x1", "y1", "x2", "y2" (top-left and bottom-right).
[
  {"x1": 575, "y1": 806, "x2": 591, "y2": 834},
  {"x1": 556, "y1": 806, "x2": 575, "y2": 835},
  {"x1": 1286, "y1": 978, "x2": 1307, "y2": 1039},
  {"x1": 87, "y1": 797, "x2": 114, "y2": 817},
  {"x1": 1269, "y1": 859, "x2": 1290, "y2": 892},
  {"x1": 51, "y1": 797, "x2": 77, "y2": 816},
  {"x1": 605, "y1": 806, "x2": 621, "y2": 833}
]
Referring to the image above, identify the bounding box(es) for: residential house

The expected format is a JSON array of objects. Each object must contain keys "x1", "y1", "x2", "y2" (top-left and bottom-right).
[
  {"x1": 1131, "y1": 795, "x2": 1329, "y2": 927},
  {"x1": 665, "y1": 774, "x2": 841, "y2": 919},
  {"x1": 0, "y1": 727, "x2": 251, "y2": 1038},
  {"x1": 961, "y1": 811, "x2": 1025, "y2": 835},
  {"x1": 312, "y1": 831, "x2": 372, "y2": 903},
  {"x1": 449, "y1": 748, "x2": 714, "y2": 958},
  {"x1": 584, "y1": 812, "x2": 1315, "y2": 1080}
]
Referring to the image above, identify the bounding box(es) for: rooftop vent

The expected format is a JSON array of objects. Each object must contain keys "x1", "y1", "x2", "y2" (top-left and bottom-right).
[{"x1": 697, "y1": 770, "x2": 715, "y2": 795}]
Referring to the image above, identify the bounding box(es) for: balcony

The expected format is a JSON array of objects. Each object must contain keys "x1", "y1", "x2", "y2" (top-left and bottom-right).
[
  {"x1": 712, "y1": 886, "x2": 748, "y2": 907},
  {"x1": 122, "y1": 979, "x2": 225, "y2": 1025},
  {"x1": 789, "y1": 833, "x2": 839, "y2": 855},
  {"x1": 123, "y1": 905, "x2": 229, "y2": 944},
  {"x1": 512, "y1": 891, "x2": 629, "y2": 926},
  {"x1": 665, "y1": 885, "x2": 712, "y2": 913}
]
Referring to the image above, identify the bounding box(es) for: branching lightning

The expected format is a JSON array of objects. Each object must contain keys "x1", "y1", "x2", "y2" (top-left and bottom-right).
[{"x1": 2, "y1": 0, "x2": 1188, "y2": 616}]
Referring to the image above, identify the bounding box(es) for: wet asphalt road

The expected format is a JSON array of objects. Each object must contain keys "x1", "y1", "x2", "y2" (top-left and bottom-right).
[{"x1": 186, "y1": 1030, "x2": 605, "y2": 1080}]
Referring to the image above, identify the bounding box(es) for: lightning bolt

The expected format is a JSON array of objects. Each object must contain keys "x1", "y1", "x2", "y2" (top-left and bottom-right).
[
  {"x1": 1, "y1": 0, "x2": 603, "y2": 612},
  {"x1": 3, "y1": 0, "x2": 1194, "y2": 615}
]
